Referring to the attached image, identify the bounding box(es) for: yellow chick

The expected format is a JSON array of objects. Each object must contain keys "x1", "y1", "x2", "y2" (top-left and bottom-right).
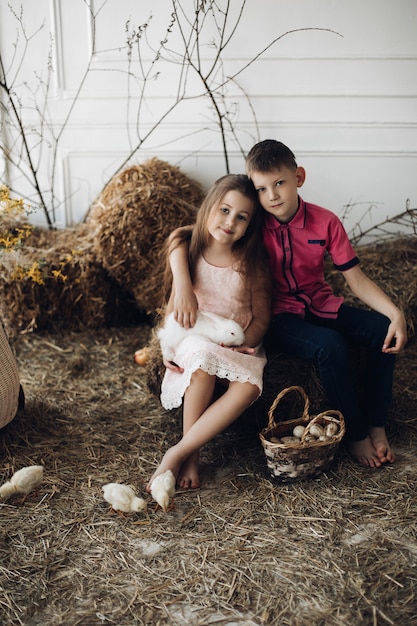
[
  {"x1": 150, "y1": 469, "x2": 175, "y2": 512},
  {"x1": 102, "y1": 483, "x2": 147, "y2": 514},
  {"x1": 0, "y1": 465, "x2": 44, "y2": 500}
]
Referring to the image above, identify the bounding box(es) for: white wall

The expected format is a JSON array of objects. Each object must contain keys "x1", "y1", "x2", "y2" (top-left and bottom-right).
[{"x1": 0, "y1": 0, "x2": 416, "y2": 237}]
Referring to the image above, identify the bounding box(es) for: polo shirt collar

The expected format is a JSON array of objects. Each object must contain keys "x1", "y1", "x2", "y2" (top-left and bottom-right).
[{"x1": 264, "y1": 196, "x2": 306, "y2": 229}]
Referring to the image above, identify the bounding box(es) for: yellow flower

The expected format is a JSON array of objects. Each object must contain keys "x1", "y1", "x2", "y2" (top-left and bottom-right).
[
  {"x1": 52, "y1": 268, "x2": 68, "y2": 282},
  {"x1": 0, "y1": 186, "x2": 26, "y2": 215},
  {"x1": 10, "y1": 266, "x2": 27, "y2": 281},
  {"x1": 0, "y1": 225, "x2": 32, "y2": 250},
  {"x1": 0, "y1": 185, "x2": 9, "y2": 201},
  {"x1": 26, "y1": 262, "x2": 45, "y2": 285}
]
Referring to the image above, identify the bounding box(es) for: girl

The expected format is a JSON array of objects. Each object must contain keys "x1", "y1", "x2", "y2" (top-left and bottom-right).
[{"x1": 147, "y1": 174, "x2": 270, "y2": 491}]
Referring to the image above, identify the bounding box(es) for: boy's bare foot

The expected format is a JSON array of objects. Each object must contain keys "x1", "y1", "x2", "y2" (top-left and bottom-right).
[
  {"x1": 146, "y1": 445, "x2": 183, "y2": 493},
  {"x1": 177, "y1": 453, "x2": 200, "y2": 490},
  {"x1": 348, "y1": 436, "x2": 382, "y2": 468},
  {"x1": 369, "y1": 426, "x2": 394, "y2": 463}
]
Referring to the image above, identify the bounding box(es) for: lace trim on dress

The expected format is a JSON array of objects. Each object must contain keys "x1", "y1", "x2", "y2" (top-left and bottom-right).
[{"x1": 160, "y1": 349, "x2": 263, "y2": 411}]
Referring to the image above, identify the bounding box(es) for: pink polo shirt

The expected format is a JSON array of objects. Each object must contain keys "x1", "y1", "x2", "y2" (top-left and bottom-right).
[{"x1": 263, "y1": 197, "x2": 359, "y2": 319}]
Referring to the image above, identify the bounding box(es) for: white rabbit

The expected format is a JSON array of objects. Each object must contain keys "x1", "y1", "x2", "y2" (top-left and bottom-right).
[{"x1": 158, "y1": 310, "x2": 245, "y2": 362}]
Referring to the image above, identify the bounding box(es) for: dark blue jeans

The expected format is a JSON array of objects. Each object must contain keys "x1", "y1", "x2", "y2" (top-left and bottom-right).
[{"x1": 270, "y1": 305, "x2": 396, "y2": 441}]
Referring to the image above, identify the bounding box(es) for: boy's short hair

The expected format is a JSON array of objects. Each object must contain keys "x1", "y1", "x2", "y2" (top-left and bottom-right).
[{"x1": 246, "y1": 140, "x2": 298, "y2": 175}]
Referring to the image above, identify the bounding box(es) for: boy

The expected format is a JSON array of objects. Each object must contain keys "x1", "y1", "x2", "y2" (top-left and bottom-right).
[{"x1": 169, "y1": 140, "x2": 407, "y2": 468}]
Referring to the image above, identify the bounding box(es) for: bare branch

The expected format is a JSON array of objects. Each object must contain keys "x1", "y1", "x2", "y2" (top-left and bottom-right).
[{"x1": 0, "y1": 52, "x2": 52, "y2": 226}]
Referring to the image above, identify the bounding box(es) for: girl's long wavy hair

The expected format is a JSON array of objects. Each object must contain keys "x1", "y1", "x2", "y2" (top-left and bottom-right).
[{"x1": 163, "y1": 174, "x2": 268, "y2": 301}]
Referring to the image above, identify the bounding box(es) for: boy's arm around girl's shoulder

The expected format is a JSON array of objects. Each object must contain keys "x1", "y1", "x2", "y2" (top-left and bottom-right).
[{"x1": 342, "y1": 264, "x2": 408, "y2": 353}]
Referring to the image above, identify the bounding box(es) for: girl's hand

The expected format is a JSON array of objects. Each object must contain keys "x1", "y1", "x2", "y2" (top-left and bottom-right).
[
  {"x1": 173, "y1": 289, "x2": 198, "y2": 329},
  {"x1": 169, "y1": 240, "x2": 198, "y2": 328},
  {"x1": 228, "y1": 344, "x2": 256, "y2": 355},
  {"x1": 163, "y1": 358, "x2": 184, "y2": 373}
]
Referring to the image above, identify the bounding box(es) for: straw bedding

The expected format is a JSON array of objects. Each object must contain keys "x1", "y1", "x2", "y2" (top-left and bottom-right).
[
  {"x1": 1, "y1": 165, "x2": 416, "y2": 624},
  {"x1": 0, "y1": 235, "x2": 416, "y2": 625},
  {"x1": 1, "y1": 324, "x2": 416, "y2": 626}
]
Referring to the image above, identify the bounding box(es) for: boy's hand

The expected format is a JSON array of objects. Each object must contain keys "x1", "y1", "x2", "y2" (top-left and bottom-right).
[
  {"x1": 382, "y1": 317, "x2": 408, "y2": 354},
  {"x1": 343, "y1": 266, "x2": 408, "y2": 354}
]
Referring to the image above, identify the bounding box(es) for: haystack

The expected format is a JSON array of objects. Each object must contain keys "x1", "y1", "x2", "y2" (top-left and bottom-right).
[{"x1": 88, "y1": 158, "x2": 204, "y2": 314}]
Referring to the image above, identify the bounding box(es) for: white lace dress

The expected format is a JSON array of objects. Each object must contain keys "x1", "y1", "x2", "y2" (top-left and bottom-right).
[{"x1": 160, "y1": 256, "x2": 267, "y2": 410}]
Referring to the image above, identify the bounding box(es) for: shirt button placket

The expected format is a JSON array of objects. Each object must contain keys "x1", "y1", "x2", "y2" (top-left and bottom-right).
[{"x1": 282, "y1": 227, "x2": 296, "y2": 292}]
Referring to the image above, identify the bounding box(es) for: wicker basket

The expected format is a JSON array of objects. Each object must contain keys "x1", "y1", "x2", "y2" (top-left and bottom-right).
[{"x1": 259, "y1": 385, "x2": 345, "y2": 481}]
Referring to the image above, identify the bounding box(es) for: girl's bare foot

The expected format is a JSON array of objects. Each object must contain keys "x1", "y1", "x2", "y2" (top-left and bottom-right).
[
  {"x1": 348, "y1": 436, "x2": 382, "y2": 468},
  {"x1": 177, "y1": 452, "x2": 200, "y2": 490},
  {"x1": 146, "y1": 445, "x2": 183, "y2": 493},
  {"x1": 369, "y1": 426, "x2": 394, "y2": 463}
]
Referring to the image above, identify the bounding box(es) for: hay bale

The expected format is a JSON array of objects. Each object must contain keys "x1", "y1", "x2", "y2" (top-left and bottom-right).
[
  {"x1": 249, "y1": 237, "x2": 417, "y2": 427},
  {"x1": 145, "y1": 329, "x2": 166, "y2": 399},
  {"x1": 0, "y1": 225, "x2": 143, "y2": 334},
  {"x1": 88, "y1": 158, "x2": 204, "y2": 314},
  {"x1": 326, "y1": 236, "x2": 417, "y2": 335},
  {"x1": 145, "y1": 236, "x2": 417, "y2": 431}
]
